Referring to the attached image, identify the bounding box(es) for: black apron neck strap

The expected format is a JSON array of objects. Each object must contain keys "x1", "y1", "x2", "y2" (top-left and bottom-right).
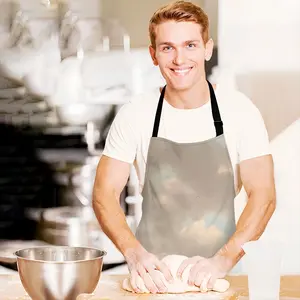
[
  {"x1": 152, "y1": 81, "x2": 223, "y2": 138},
  {"x1": 207, "y1": 80, "x2": 223, "y2": 136},
  {"x1": 152, "y1": 86, "x2": 166, "y2": 137}
]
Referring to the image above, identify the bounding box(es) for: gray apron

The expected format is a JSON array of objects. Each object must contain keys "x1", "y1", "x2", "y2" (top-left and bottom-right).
[{"x1": 135, "y1": 81, "x2": 236, "y2": 259}]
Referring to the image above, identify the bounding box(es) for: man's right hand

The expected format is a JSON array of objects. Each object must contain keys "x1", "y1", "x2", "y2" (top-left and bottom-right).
[{"x1": 124, "y1": 246, "x2": 173, "y2": 294}]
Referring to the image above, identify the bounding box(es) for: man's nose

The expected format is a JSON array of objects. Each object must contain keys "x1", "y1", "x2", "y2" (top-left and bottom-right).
[{"x1": 173, "y1": 49, "x2": 186, "y2": 65}]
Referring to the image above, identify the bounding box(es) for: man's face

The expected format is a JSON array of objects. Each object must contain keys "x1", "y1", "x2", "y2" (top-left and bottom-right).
[{"x1": 149, "y1": 21, "x2": 213, "y2": 91}]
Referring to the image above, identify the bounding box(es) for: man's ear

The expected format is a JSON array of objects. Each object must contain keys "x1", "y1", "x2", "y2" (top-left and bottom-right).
[
  {"x1": 149, "y1": 45, "x2": 158, "y2": 66},
  {"x1": 204, "y1": 38, "x2": 214, "y2": 61}
]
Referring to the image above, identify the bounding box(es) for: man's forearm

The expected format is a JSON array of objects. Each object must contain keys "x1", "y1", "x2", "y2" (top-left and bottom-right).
[
  {"x1": 92, "y1": 190, "x2": 141, "y2": 256},
  {"x1": 215, "y1": 191, "x2": 276, "y2": 270}
]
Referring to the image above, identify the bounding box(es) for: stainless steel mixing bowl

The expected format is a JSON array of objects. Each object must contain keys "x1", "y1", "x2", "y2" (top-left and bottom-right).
[{"x1": 14, "y1": 246, "x2": 106, "y2": 300}]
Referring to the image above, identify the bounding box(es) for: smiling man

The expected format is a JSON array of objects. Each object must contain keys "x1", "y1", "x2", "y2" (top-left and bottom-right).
[{"x1": 93, "y1": 0, "x2": 276, "y2": 295}]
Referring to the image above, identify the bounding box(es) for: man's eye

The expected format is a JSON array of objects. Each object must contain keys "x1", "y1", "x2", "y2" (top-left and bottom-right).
[
  {"x1": 187, "y1": 43, "x2": 196, "y2": 48},
  {"x1": 163, "y1": 46, "x2": 172, "y2": 51}
]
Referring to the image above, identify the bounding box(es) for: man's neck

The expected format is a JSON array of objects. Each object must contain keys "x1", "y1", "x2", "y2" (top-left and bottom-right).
[{"x1": 164, "y1": 78, "x2": 210, "y2": 109}]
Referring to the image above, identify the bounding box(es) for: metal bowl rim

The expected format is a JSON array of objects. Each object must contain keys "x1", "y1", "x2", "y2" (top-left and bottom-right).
[{"x1": 13, "y1": 246, "x2": 107, "y2": 264}]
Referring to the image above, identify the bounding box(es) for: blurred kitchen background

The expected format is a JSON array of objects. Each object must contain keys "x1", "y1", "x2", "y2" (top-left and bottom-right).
[{"x1": 0, "y1": 0, "x2": 299, "y2": 276}]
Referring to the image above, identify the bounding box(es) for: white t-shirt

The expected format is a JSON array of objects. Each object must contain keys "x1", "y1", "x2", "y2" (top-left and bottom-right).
[{"x1": 103, "y1": 84, "x2": 271, "y2": 194}]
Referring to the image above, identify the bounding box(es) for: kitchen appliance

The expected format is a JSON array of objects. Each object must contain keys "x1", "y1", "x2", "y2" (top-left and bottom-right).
[
  {"x1": 51, "y1": 154, "x2": 105, "y2": 207},
  {"x1": 13, "y1": 246, "x2": 106, "y2": 300},
  {"x1": 33, "y1": 206, "x2": 137, "y2": 264},
  {"x1": 0, "y1": 240, "x2": 49, "y2": 265},
  {"x1": 0, "y1": 1, "x2": 142, "y2": 270}
]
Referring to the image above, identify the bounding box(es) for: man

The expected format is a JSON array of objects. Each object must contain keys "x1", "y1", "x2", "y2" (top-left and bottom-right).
[{"x1": 93, "y1": 0, "x2": 276, "y2": 294}]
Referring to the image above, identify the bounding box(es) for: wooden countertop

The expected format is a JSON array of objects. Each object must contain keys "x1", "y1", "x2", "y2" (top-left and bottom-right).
[{"x1": 0, "y1": 274, "x2": 299, "y2": 299}]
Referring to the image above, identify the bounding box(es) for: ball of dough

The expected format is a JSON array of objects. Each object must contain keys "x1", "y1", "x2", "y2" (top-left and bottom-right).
[{"x1": 122, "y1": 254, "x2": 230, "y2": 294}]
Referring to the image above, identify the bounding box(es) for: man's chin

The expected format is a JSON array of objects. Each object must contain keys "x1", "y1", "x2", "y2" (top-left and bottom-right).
[{"x1": 168, "y1": 82, "x2": 193, "y2": 91}]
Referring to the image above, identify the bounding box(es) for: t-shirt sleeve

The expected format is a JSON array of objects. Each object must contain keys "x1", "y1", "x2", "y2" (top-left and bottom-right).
[
  {"x1": 237, "y1": 95, "x2": 271, "y2": 163},
  {"x1": 102, "y1": 104, "x2": 137, "y2": 164}
]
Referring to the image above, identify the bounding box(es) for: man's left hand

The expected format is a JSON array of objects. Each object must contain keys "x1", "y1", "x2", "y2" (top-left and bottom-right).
[{"x1": 176, "y1": 255, "x2": 231, "y2": 292}]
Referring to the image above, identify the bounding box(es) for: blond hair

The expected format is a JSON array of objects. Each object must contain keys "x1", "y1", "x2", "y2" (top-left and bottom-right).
[{"x1": 149, "y1": 1, "x2": 209, "y2": 47}]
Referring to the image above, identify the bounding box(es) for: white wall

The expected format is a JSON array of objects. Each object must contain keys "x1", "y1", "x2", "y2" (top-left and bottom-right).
[
  {"x1": 217, "y1": 0, "x2": 300, "y2": 274},
  {"x1": 234, "y1": 119, "x2": 300, "y2": 274},
  {"x1": 218, "y1": 0, "x2": 300, "y2": 72}
]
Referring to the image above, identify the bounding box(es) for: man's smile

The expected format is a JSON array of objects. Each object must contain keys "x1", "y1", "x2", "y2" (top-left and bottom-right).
[{"x1": 170, "y1": 67, "x2": 193, "y2": 76}]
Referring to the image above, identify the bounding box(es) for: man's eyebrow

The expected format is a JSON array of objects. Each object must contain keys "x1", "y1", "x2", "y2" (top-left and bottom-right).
[
  {"x1": 185, "y1": 39, "x2": 201, "y2": 44},
  {"x1": 157, "y1": 41, "x2": 174, "y2": 47},
  {"x1": 157, "y1": 40, "x2": 201, "y2": 47}
]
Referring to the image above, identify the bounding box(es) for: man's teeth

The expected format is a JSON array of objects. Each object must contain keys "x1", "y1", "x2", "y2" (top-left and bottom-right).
[{"x1": 173, "y1": 68, "x2": 191, "y2": 74}]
